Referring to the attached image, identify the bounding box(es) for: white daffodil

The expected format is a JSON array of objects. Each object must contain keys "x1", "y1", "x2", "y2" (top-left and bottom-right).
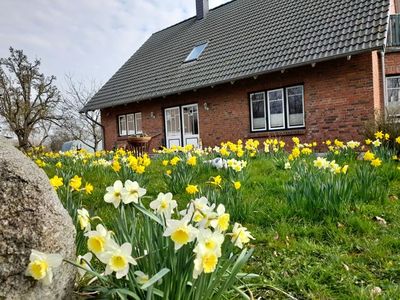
[
  {"x1": 99, "y1": 242, "x2": 137, "y2": 279},
  {"x1": 150, "y1": 192, "x2": 177, "y2": 219},
  {"x1": 193, "y1": 247, "x2": 219, "y2": 279},
  {"x1": 85, "y1": 224, "x2": 113, "y2": 257},
  {"x1": 134, "y1": 270, "x2": 150, "y2": 285},
  {"x1": 77, "y1": 208, "x2": 91, "y2": 232},
  {"x1": 76, "y1": 252, "x2": 93, "y2": 278},
  {"x1": 194, "y1": 228, "x2": 224, "y2": 257},
  {"x1": 104, "y1": 180, "x2": 126, "y2": 208},
  {"x1": 25, "y1": 249, "x2": 63, "y2": 285},
  {"x1": 163, "y1": 215, "x2": 198, "y2": 250},
  {"x1": 122, "y1": 180, "x2": 146, "y2": 204},
  {"x1": 209, "y1": 204, "x2": 230, "y2": 232},
  {"x1": 230, "y1": 223, "x2": 255, "y2": 249}
]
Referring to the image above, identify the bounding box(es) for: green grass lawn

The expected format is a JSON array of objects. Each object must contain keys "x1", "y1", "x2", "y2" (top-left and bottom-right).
[{"x1": 41, "y1": 151, "x2": 400, "y2": 300}]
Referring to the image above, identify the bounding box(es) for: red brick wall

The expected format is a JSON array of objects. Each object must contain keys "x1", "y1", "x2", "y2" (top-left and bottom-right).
[
  {"x1": 386, "y1": 52, "x2": 400, "y2": 75},
  {"x1": 101, "y1": 52, "x2": 379, "y2": 150}
]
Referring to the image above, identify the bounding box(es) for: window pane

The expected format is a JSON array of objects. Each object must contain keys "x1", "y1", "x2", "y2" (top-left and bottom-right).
[
  {"x1": 250, "y1": 92, "x2": 266, "y2": 130},
  {"x1": 287, "y1": 86, "x2": 304, "y2": 127},
  {"x1": 166, "y1": 108, "x2": 180, "y2": 135},
  {"x1": 135, "y1": 113, "x2": 142, "y2": 134},
  {"x1": 119, "y1": 115, "x2": 127, "y2": 136},
  {"x1": 185, "y1": 43, "x2": 208, "y2": 62},
  {"x1": 387, "y1": 77, "x2": 400, "y2": 88},
  {"x1": 183, "y1": 105, "x2": 198, "y2": 135},
  {"x1": 127, "y1": 114, "x2": 135, "y2": 135},
  {"x1": 268, "y1": 90, "x2": 284, "y2": 128}
]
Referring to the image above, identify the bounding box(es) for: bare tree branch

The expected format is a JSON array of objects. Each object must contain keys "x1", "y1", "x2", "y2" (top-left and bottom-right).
[{"x1": 0, "y1": 47, "x2": 62, "y2": 150}]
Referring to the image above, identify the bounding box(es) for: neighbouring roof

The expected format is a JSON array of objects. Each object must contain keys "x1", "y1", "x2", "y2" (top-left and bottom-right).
[{"x1": 82, "y1": 0, "x2": 390, "y2": 112}]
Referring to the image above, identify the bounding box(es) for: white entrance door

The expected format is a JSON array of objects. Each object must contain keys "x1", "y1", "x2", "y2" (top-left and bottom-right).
[
  {"x1": 165, "y1": 107, "x2": 182, "y2": 148},
  {"x1": 182, "y1": 104, "x2": 200, "y2": 147},
  {"x1": 164, "y1": 104, "x2": 200, "y2": 148}
]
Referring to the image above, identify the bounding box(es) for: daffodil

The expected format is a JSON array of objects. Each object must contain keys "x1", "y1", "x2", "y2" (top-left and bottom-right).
[
  {"x1": 163, "y1": 216, "x2": 198, "y2": 250},
  {"x1": 365, "y1": 139, "x2": 372, "y2": 145},
  {"x1": 313, "y1": 157, "x2": 329, "y2": 169},
  {"x1": 233, "y1": 181, "x2": 241, "y2": 190},
  {"x1": 104, "y1": 180, "x2": 125, "y2": 208},
  {"x1": 210, "y1": 204, "x2": 230, "y2": 232},
  {"x1": 186, "y1": 184, "x2": 199, "y2": 195},
  {"x1": 193, "y1": 247, "x2": 219, "y2": 279},
  {"x1": 150, "y1": 192, "x2": 177, "y2": 219},
  {"x1": 375, "y1": 131, "x2": 384, "y2": 139},
  {"x1": 85, "y1": 224, "x2": 112, "y2": 256},
  {"x1": 25, "y1": 250, "x2": 63, "y2": 285},
  {"x1": 99, "y1": 243, "x2": 137, "y2": 279},
  {"x1": 122, "y1": 180, "x2": 146, "y2": 204},
  {"x1": 372, "y1": 139, "x2": 381, "y2": 147},
  {"x1": 50, "y1": 175, "x2": 63, "y2": 190},
  {"x1": 195, "y1": 229, "x2": 224, "y2": 257},
  {"x1": 396, "y1": 136, "x2": 400, "y2": 144},
  {"x1": 112, "y1": 160, "x2": 121, "y2": 172},
  {"x1": 69, "y1": 175, "x2": 82, "y2": 191},
  {"x1": 364, "y1": 151, "x2": 375, "y2": 161},
  {"x1": 371, "y1": 158, "x2": 382, "y2": 167},
  {"x1": 284, "y1": 162, "x2": 291, "y2": 170},
  {"x1": 84, "y1": 183, "x2": 94, "y2": 195},
  {"x1": 209, "y1": 175, "x2": 222, "y2": 187},
  {"x1": 170, "y1": 156, "x2": 180, "y2": 166},
  {"x1": 134, "y1": 271, "x2": 150, "y2": 285},
  {"x1": 76, "y1": 252, "x2": 93, "y2": 278},
  {"x1": 55, "y1": 161, "x2": 62, "y2": 168},
  {"x1": 187, "y1": 155, "x2": 197, "y2": 166},
  {"x1": 230, "y1": 223, "x2": 254, "y2": 249},
  {"x1": 77, "y1": 208, "x2": 91, "y2": 231},
  {"x1": 162, "y1": 160, "x2": 169, "y2": 166}
]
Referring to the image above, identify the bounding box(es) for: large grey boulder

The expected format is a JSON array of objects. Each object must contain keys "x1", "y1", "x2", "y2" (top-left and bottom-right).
[{"x1": 0, "y1": 138, "x2": 76, "y2": 299}]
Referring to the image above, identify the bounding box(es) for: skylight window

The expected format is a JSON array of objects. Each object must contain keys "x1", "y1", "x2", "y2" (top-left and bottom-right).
[{"x1": 184, "y1": 43, "x2": 208, "y2": 62}]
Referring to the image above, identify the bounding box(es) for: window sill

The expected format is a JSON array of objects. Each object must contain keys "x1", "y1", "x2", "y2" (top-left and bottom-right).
[{"x1": 246, "y1": 129, "x2": 306, "y2": 139}]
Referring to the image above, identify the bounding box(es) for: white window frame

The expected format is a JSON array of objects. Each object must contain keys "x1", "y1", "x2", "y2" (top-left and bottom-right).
[
  {"x1": 127, "y1": 113, "x2": 135, "y2": 135},
  {"x1": 135, "y1": 112, "x2": 143, "y2": 134},
  {"x1": 118, "y1": 115, "x2": 127, "y2": 136},
  {"x1": 286, "y1": 85, "x2": 305, "y2": 129},
  {"x1": 267, "y1": 88, "x2": 285, "y2": 130},
  {"x1": 118, "y1": 112, "x2": 142, "y2": 136},
  {"x1": 250, "y1": 92, "x2": 267, "y2": 131}
]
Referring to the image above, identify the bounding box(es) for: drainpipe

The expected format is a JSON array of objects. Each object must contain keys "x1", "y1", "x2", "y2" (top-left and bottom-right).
[
  {"x1": 84, "y1": 111, "x2": 105, "y2": 150},
  {"x1": 381, "y1": 51, "x2": 387, "y2": 119}
]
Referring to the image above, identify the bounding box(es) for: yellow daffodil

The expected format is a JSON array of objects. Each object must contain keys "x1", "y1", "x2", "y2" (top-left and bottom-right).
[
  {"x1": 233, "y1": 181, "x2": 241, "y2": 190},
  {"x1": 396, "y1": 136, "x2": 400, "y2": 144},
  {"x1": 371, "y1": 158, "x2": 382, "y2": 167},
  {"x1": 111, "y1": 160, "x2": 121, "y2": 172},
  {"x1": 69, "y1": 175, "x2": 82, "y2": 191},
  {"x1": 372, "y1": 140, "x2": 381, "y2": 147},
  {"x1": 187, "y1": 156, "x2": 197, "y2": 166},
  {"x1": 84, "y1": 183, "x2": 94, "y2": 195},
  {"x1": 186, "y1": 184, "x2": 199, "y2": 195},
  {"x1": 210, "y1": 204, "x2": 230, "y2": 232},
  {"x1": 170, "y1": 156, "x2": 181, "y2": 166},
  {"x1": 375, "y1": 131, "x2": 384, "y2": 139},
  {"x1": 363, "y1": 151, "x2": 375, "y2": 161},
  {"x1": 162, "y1": 160, "x2": 169, "y2": 166},
  {"x1": 209, "y1": 175, "x2": 222, "y2": 187},
  {"x1": 50, "y1": 175, "x2": 63, "y2": 190},
  {"x1": 55, "y1": 161, "x2": 62, "y2": 168}
]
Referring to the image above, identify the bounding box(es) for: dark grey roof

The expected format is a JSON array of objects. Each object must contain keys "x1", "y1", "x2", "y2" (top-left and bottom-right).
[{"x1": 82, "y1": 0, "x2": 390, "y2": 112}]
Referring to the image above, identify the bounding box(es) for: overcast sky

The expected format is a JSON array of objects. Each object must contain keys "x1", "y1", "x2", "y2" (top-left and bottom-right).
[{"x1": 0, "y1": 0, "x2": 231, "y2": 90}]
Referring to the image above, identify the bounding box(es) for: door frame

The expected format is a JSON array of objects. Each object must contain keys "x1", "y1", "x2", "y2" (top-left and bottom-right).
[{"x1": 163, "y1": 103, "x2": 200, "y2": 148}]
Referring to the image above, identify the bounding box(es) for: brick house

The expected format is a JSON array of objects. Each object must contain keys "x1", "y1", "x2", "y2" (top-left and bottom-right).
[{"x1": 82, "y1": 0, "x2": 400, "y2": 150}]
